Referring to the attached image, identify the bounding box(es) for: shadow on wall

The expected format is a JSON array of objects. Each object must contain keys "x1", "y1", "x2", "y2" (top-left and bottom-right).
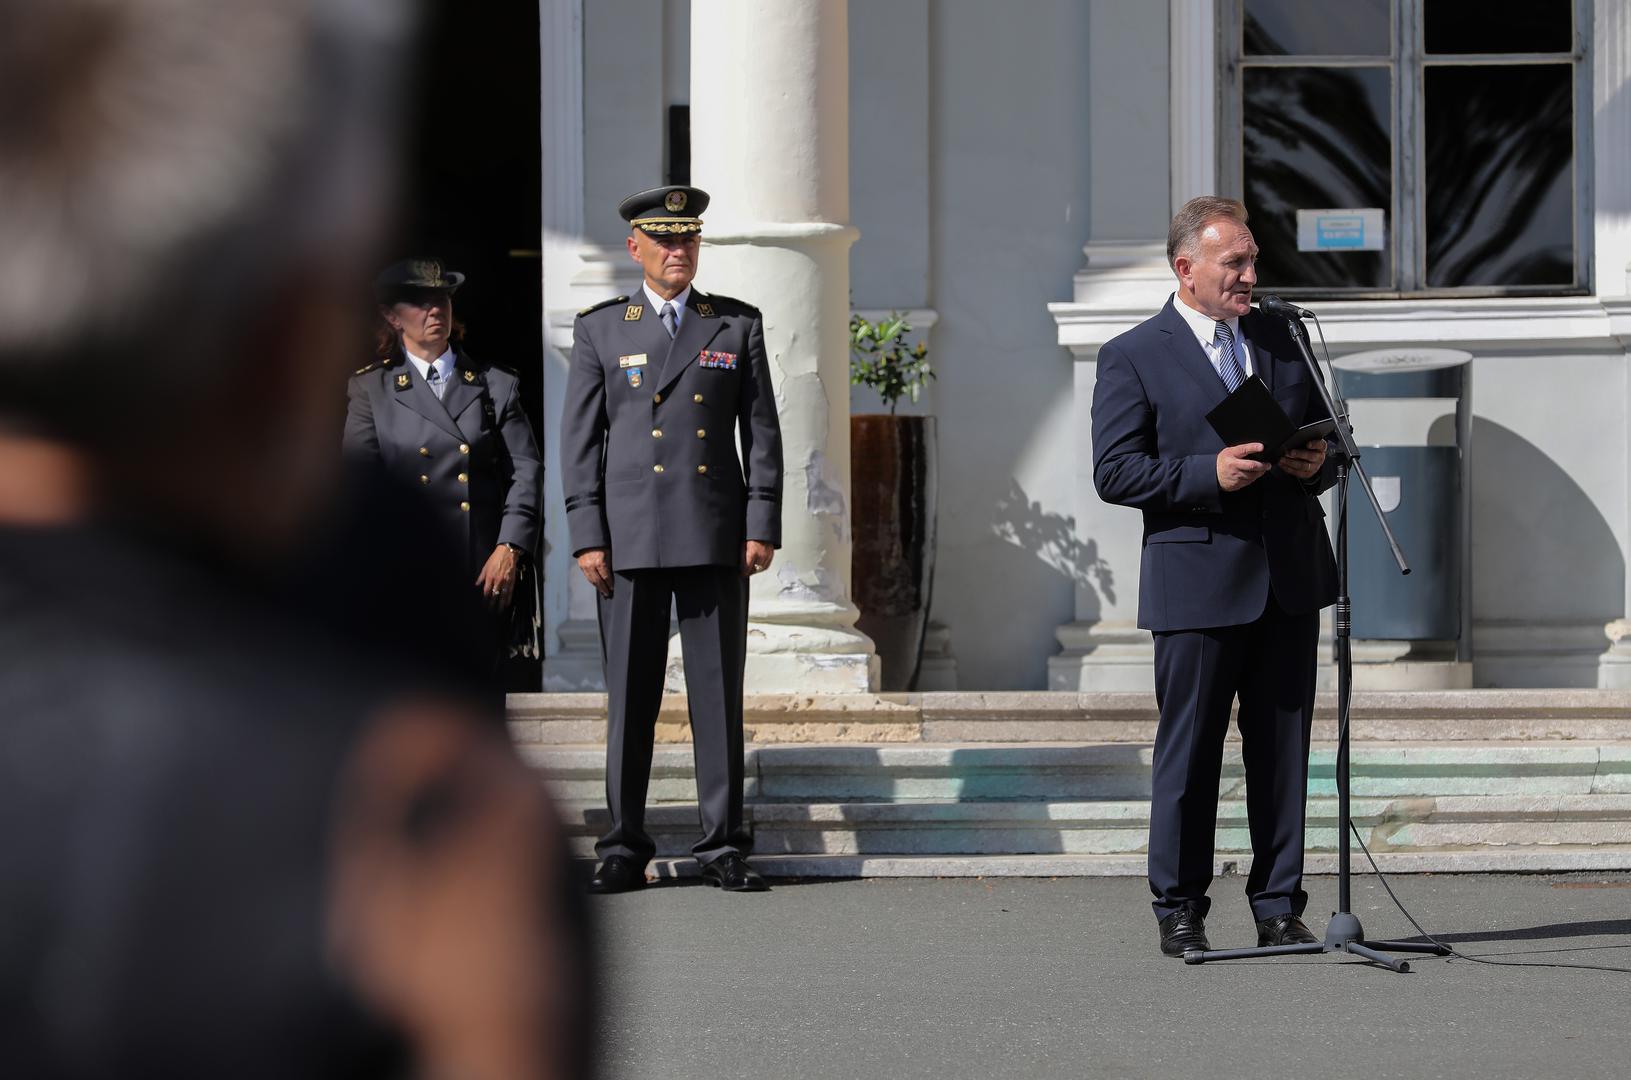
[
  {"x1": 1441, "y1": 415, "x2": 1623, "y2": 685},
  {"x1": 991, "y1": 478, "x2": 1114, "y2": 616}
]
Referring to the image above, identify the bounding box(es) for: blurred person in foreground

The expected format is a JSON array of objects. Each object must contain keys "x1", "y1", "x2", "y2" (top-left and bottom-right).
[
  {"x1": 0, "y1": 3, "x2": 586, "y2": 1078},
  {"x1": 346, "y1": 258, "x2": 544, "y2": 680}
]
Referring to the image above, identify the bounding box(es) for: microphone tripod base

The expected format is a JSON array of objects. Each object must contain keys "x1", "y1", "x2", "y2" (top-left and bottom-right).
[{"x1": 1182, "y1": 911, "x2": 1452, "y2": 972}]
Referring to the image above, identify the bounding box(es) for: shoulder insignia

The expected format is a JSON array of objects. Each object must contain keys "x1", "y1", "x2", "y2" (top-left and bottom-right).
[
  {"x1": 576, "y1": 295, "x2": 629, "y2": 319},
  {"x1": 382, "y1": 354, "x2": 400, "y2": 368},
  {"x1": 354, "y1": 361, "x2": 380, "y2": 376},
  {"x1": 696, "y1": 302, "x2": 717, "y2": 318},
  {"x1": 394, "y1": 373, "x2": 412, "y2": 391},
  {"x1": 462, "y1": 368, "x2": 477, "y2": 384},
  {"x1": 624, "y1": 304, "x2": 643, "y2": 321},
  {"x1": 699, "y1": 292, "x2": 760, "y2": 316}
]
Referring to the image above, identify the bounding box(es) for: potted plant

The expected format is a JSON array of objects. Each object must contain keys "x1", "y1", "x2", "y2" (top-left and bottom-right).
[{"x1": 850, "y1": 311, "x2": 938, "y2": 691}]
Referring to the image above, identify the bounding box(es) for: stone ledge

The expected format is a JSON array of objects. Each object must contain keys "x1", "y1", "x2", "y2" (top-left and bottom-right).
[
  {"x1": 629, "y1": 848, "x2": 1631, "y2": 879},
  {"x1": 509, "y1": 689, "x2": 1631, "y2": 745}
]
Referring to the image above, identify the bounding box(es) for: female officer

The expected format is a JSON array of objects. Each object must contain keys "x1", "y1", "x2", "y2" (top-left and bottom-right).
[{"x1": 344, "y1": 258, "x2": 543, "y2": 661}]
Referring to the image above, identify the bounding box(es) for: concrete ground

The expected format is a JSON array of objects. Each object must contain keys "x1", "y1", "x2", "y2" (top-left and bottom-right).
[{"x1": 590, "y1": 870, "x2": 1631, "y2": 1080}]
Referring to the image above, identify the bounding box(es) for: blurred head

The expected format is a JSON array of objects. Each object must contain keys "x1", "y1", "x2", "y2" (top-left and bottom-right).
[
  {"x1": 1168, "y1": 196, "x2": 1258, "y2": 321},
  {"x1": 375, "y1": 257, "x2": 462, "y2": 360},
  {"x1": 0, "y1": 0, "x2": 414, "y2": 543},
  {"x1": 617, "y1": 185, "x2": 707, "y2": 299}
]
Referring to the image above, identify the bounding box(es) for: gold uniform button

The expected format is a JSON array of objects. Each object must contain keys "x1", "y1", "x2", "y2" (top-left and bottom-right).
[
  {"x1": 696, "y1": 429, "x2": 706, "y2": 439},
  {"x1": 459, "y1": 443, "x2": 470, "y2": 455},
  {"x1": 653, "y1": 393, "x2": 663, "y2": 404},
  {"x1": 418, "y1": 447, "x2": 430, "y2": 457},
  {"x1": 653, "y1": 464, "x2": 665, "y2": 474},
  {"x1": 697, "y1": 465, "x2": 708, "y2": 475},
  {"x1": 419, "y1": 475, "x2": 429, "y2": 485},
  {"x1": 459, "y1": 501, "x2": 470, "y2": 512},
  {"x1": 652, "y1": 429, "x2": 663, "y2": 439},
  {"x1": 693, "y1": 394, "x2": 704, "y2": 403},
  {"x1": 457, "y1": 472, "x2": 468, "y2": 484}
]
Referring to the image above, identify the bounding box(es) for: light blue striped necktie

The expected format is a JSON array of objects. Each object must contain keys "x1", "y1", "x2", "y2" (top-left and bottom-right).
[{"x1": 1213, "y1": 320, "x2": 1247, "y2": 392}]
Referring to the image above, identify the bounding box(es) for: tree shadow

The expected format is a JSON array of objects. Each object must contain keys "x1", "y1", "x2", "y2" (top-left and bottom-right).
[{"x1": 992, "y1": 478, "x2": 1116, "y2": 610}]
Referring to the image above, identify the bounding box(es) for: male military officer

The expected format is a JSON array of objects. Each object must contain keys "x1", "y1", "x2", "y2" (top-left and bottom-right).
[
  {"x1": 561, "y1": 185, "x2": 783, "y2": 894},
  {"x1": 345, "y1": 258, "x2": 543, "y2": 667},
  {"x1": 1091, "y1": 196, "x2": 1337, "y2": 958}
]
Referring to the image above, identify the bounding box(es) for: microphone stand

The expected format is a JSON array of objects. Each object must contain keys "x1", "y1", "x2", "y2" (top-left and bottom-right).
[{"x1": 1185, "y1": 310, "x2": 1450, "y2": 972}]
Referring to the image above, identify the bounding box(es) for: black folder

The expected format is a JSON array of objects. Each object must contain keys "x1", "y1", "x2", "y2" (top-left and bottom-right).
[{"x1": 1205, "y1": 375, "x2": 1337, "y2": 462}]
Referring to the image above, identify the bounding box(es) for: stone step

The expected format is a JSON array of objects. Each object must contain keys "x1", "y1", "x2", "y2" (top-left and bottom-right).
[
  {"x1": 526, "y1": 742, "x2": 1631, "y2": 804},
  {"x1": 508, "y1": 689, "x2": 1631, "y2": 746},
  {"x1": 627, "y1": 848, "x2": 1631, "y2": 880},
  {"x1": 555, "y1": 793, "x2": 1631, "y2": 858}
]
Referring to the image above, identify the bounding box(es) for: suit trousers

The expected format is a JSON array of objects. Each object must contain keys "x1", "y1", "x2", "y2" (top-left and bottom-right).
[
  {"x1": 1148, "y1": 593, "x2": 1319, "y2": 923},
  {"x1": 595, "y1": 565, "x2": 750, "y2": 866}
]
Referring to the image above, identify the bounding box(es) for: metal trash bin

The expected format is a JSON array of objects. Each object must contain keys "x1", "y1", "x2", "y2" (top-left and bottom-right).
[{"x1": 1330, "y1": 349, "x2": 1473, "y2": 658}]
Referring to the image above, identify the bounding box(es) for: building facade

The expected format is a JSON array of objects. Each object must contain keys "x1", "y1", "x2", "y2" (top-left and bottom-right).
[{"x1": 540, "y1": 0, "x2": 1631, "y2": 692}]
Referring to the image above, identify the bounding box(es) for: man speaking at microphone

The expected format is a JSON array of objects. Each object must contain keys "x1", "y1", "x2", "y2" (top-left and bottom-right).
[{"x1": 1091, "y1": 196, "x2": 1337, "y2": 958}]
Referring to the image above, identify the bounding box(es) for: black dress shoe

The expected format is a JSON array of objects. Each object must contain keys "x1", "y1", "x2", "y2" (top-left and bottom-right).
[
  {"x1": 700, "y1": 853, "x2": 769, "y2": 892},
  {"x1": 588, "y1": 855, "x2": 647, "y2": 894},
  {"x1": 1256, "y1": 913, "x2": 1319, "y2": 947},
  {"x1": 1157, "y1": 904, "x2": 1210, "y2": 957}
]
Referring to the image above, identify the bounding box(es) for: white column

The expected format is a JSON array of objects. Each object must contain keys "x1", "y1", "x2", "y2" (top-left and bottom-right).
[
  {"x1": 1168, "y1": 0, "x2": 1217, "y2": 212},
  {"x1": 678, "y1": 0, "x2": 877, "y2": 692},
  {"x1": 538, "y1": 0, "x2": 605, "y2": 690},
  {"x1": 1595, "y1": 0, "x2": 1631, "y2": 686}
]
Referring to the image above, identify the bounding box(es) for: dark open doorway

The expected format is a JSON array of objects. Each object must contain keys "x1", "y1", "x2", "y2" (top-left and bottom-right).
[{"x1": 400, "y1": 0, "x2": 542, "y2": 690}]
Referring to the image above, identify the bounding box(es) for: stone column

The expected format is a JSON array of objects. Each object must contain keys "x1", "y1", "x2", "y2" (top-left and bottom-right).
[{"x1": 676, "y1": 0, "x2": 877, "y2": 692}]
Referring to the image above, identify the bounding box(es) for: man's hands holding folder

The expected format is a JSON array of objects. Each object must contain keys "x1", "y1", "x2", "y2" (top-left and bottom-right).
[{"x1": 1217, "y1": 438, "x2": 1326, "y2": 491}]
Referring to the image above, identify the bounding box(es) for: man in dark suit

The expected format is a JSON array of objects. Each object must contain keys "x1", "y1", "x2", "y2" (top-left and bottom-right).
[
  {"x1": 561, "y1": 185, "x2": 784, "y2": 894},
  {"x1": 1091, "y1": 196, "x2": 1338, "y2": 957}
]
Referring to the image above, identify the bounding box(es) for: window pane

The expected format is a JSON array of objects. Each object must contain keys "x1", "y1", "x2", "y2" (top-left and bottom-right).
[
  {"x1": 1424, "y1": 64, "x2": 1574, "y2": 288},
  {"x1": 1244, "y1": 0, "x2": 1391, "y2": 56},
  {"x1": 1243, "y1": 66, "x2": 1393, "y2": 290},
  {"x1": 1424, "y1": 0, "x2": 1572, "y2": 54}
]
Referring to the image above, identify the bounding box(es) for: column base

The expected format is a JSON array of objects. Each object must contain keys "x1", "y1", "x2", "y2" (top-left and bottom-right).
[
  {"x1": 1598, "y1": 621, "x2": 1631, "y2": 688},
  {"x1": 666, "y1": 603, "x2": 880, "y2": 694},
  {"x1": 542, "y1": 618, "x2": 605, "y2": 692},
  {"x1": 1317, "y1": 639, "x2": 1473, "y2": 691},
  {"x1": 1048, "y1": 620, "x2": 1155, "y2": 691}
]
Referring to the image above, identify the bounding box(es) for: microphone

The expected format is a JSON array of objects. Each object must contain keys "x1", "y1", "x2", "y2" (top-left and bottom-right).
[{"x1": 1258, "y1": 295, "x2": 1316, "y2": 320}]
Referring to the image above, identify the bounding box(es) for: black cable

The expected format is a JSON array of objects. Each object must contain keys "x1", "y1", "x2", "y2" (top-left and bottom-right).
[{"x1": 1348, "y1": 820, "x2": 1631, "y2": 975}]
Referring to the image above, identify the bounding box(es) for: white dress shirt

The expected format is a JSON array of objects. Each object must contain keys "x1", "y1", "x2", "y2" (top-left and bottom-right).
[
  {"x1": 1172, "y1": 293, "x2": 1254, "y2": 383},
  {"x1": 406, "y1": 345, "x2": 456, "y2": 398},
  {"x1": 643, "y1": 282, "x2": 693, "y2": 334}
]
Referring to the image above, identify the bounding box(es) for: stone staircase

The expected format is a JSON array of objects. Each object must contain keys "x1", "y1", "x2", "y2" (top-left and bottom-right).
[{"x1": 511, "y1": 690, "x2": 1631, "y2": 877}]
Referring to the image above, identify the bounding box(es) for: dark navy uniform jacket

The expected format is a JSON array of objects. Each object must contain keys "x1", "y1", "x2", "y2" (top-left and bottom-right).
[
  {"x1": 1091, "y1": 299, "x2": 1338, "y2": 632},
  {"x1": 343, "y1": 346, "x2": 542, "y2": 577},
  {"x1": 561, "y1": 288, "x2": 783, "y2": 569}
]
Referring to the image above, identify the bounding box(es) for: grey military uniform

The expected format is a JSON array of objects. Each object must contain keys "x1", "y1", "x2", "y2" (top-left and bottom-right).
[
  {"x1": 560, "y1": 287, "x2": 783, "y2": 866},
  {"x1": 343, "y1": 346, "x2": 543, "y2": 579}
]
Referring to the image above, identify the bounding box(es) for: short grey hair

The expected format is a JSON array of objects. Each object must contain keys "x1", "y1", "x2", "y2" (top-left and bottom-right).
[
  {"x1": 1167, "y1": 196, "x2": 1249, "y2": 267},
  {"x1": 0, "y1": 0, "x2": 413, "y2": 438}
]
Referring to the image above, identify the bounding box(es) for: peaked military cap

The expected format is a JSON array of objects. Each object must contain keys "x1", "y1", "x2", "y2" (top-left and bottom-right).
[
  {"x1": 374, "y1": 256, "x2": 465, "y2": 300},
  {"x1": 619, "y1": 185, "x2": 709, "y2": 236}
]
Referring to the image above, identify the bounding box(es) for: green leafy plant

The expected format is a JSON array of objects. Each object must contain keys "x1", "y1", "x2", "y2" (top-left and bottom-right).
[{"x1": 850, "y1": 311, "x2": 934, "y2": 416}]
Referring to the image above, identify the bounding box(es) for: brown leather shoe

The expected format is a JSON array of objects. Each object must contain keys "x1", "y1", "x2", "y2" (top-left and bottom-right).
[
  {"x1": 1157, "y1": 904, "x2": 1210, "y2": 957},
  {"x1": 1256, "y1": 913, "x2": 1319, "y2": 947}
]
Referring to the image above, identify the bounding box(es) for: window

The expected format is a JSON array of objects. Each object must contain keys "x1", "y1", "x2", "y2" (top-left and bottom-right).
[{"x1": 1221, "y1": 0, "x2": 1589, "y2": 297}]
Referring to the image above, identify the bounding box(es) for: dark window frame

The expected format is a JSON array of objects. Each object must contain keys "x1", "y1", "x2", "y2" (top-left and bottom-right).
[{"x1": 1219, "y1": 0, "x2": 1593, "y2": 298}]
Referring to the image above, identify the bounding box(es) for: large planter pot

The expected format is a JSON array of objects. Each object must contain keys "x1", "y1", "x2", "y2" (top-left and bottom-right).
[{"x1": 851, "y1": 414, "x2": 938, "y2": 691}]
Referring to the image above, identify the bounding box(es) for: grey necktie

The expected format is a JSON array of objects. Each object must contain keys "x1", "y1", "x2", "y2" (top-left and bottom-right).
[
  {"x1": 425, "y1": 361, "x2": 444, "y2": 399},
  {"x1": 661, "y1": 302, "x2": 677, "y2": 339},
  {"x1": 1213, "y1": 320, "x2": 1247, "y2": 392}
]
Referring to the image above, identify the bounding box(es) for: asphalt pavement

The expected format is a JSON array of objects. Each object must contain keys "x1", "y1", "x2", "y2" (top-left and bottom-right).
[{"x1": 590, "y1": 870, "x2": 1631, "y2": 1080}]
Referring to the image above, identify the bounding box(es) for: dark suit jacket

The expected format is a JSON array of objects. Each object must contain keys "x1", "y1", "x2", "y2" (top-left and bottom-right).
[
  {"x1": 343, "y1": 345, "x2": 543, "y2": 579},
  {"x1": 560, "y1": 287, "x2": 783, "y2": 570},
  {"x1": 1091, "y1": 298, "x2": 1338, "y2": 632}
]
